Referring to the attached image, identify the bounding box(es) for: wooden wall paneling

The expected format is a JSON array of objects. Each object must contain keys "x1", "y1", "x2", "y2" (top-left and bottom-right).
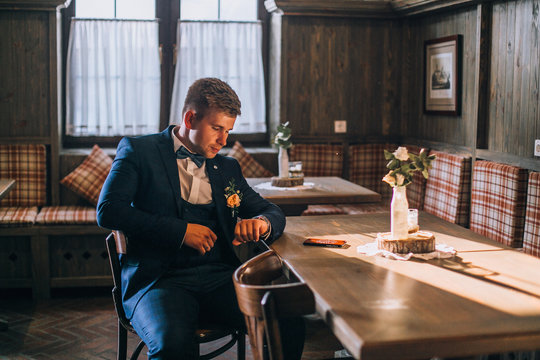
[
  {"x1": 475, "y1": 2, "x2": 492, "y2": 150},
  {"x1": 513, "y1": 0, "x2": 528, "y2": 157},
  {"x1": 529, "y1": 0, "x2": 540, "y2": 155},
  {"x1": 48, "y1": 10, "x2": 59, "y2": 205},
  {"x1": 382, "y1": 19, "x2": 402, "y2": 137},
  {"x1": 491, "y1": 2, "x2": 507, "y2": 152},
  {"x1": 502, "y1": 1, "x2": 516, "y2": 154},
  {"x1": 0, "y1": 10, "x2": 50, "y2": 139},
  {"x1": 464, "y1": 7, "x2": 478, "y2": 149}
]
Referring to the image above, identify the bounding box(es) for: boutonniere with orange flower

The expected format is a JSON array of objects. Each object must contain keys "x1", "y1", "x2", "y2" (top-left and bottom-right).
[{"x1": 224, "y1": 179, "x2": 242, "y2": 217}]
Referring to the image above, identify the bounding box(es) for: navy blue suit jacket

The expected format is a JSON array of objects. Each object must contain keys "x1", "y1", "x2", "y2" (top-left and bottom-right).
[{"x1": 97, "y1": 126, "x2": 285, "y2": 319}]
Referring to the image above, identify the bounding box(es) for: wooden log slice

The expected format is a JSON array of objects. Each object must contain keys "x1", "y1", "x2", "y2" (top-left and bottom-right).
[
  {"x1": 271, "y1": 176, "x2": 304, "y2": 187},
  {"x1": 376, "y1": 231, "x2": 435, "y2": 254}
]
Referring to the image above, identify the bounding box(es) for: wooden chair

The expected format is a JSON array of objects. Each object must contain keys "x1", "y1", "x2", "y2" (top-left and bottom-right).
[
  {"x1": 106, "y1": 231, "x2": 245, "y2": 360},
  {"x1": 233, "y1": 249, "x2": 315, "y2": 360}
]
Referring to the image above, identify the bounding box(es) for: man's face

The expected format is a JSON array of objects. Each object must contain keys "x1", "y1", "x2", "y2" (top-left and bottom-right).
[{"x1": 185, "y1": 109, "x2": 236, "y2": 158}]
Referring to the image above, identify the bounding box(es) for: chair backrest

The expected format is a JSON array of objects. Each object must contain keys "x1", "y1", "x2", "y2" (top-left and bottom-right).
[
  {"x1": 402, "y1": 145, "x2": 430, "y2": 210},
  {"x1": 524, "y1": 171, "x2": 540, "y2": 257},
  {"x1": 289, "y1": 144, "x2": 343, "y2": 177},
  {"x1": 105, "y1": 231, "x2": 132, "y2": 331},
  {"x1": 348, "y1": 143, "x2": 397, "y2": 200},
  {"x1": 233, "y1": 250, "x2": 315, "y2": 360},
  {"x1": 470, "y1": 160, "x2": 528, "y2": 248},
  {"x1": 423, "y1": 150, "x2": 472, "y2": 227},
  {"x1": 0, "y1": 144, "x2": 47, "y2": 207}
]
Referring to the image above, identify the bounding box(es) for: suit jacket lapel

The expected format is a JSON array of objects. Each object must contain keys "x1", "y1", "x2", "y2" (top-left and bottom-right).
[{"x1": 156, "y1": 126, "x2": 183, "y2": 217}]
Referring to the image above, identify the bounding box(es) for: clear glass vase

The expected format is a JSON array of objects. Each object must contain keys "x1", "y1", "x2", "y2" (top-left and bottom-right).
[
  {"x1": 278, "y1": 147, "x2": 289, "y2": 178},
  {"x1": 391, "y1": 186, "x2": 409, "y2": 240}
]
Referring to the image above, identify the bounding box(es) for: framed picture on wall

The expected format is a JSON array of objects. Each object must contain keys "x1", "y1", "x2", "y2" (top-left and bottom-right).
[{"x1": 424, "y1": 35, "x2": 462, "y2": 115}]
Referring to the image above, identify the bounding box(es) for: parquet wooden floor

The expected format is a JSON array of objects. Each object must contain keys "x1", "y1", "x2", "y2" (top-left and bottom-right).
[{"x1": 0, "y1": 288, "x2": 344, "y2": 360}]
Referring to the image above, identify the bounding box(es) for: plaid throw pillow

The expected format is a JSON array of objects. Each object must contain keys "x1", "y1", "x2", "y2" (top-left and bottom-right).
[
  {"x1": 470, "y1": 160, "x2": 527, "y2": 247},
  {"x1": 0, "y1": 144, "x2": 46, "y2": 207},
  {"x1": 228, "y1": 141, "x2": 273, "y2": 178},
  {"x1": 524, "y1": 172, "x2": 540, "y2": 257},
  {"x1": 60, "y1": 145, "x2": 112, "y2": 205},
  {"x1": 290, "y1": 144, "x2": 343, "y2": 177}
]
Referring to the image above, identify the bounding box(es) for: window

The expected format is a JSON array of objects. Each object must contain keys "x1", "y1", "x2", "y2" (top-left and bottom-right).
[
  {"x1": 61, "y1": 0, "x2": 268, "y2": 146},
  {"x1": 171, "y1": 0, "x2": 266, "y2": 134},
  {"x1": 180, "y1": 0, "x2": 257, "y2": 21}
]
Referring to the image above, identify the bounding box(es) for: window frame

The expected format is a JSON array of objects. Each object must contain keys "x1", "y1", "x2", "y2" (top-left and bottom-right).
[{"x1": 60, "y1": 0, "x2": 269, "y2": 149}]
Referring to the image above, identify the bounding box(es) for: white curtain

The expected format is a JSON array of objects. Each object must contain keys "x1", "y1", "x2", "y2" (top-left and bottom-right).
[
  {"x1": 67, "y1": 19, "x2": 160, "y2": 136},
  {"x1": 170, "y1": 21, "x2": 266, "y2": 134}
]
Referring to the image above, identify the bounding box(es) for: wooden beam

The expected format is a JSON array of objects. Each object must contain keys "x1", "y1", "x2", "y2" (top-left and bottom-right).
[
  {"x1": 0, "y1": 0, "x2": 69, "y2": 11},
  {"x1": 264, "y1": 0, "x2": 395, "y2": 18}
]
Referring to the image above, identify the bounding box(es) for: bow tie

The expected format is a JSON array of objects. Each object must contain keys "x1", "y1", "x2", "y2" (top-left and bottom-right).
[{"x1": 176, "y1": 146, "x2": 205, "y2": 168}]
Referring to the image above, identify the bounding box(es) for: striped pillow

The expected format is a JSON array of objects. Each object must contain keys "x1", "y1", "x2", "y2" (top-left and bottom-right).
[
  {"x1": 423, "y1": 151, "x2": 471, "y2": 227},
  {"x1": 60, "y1": 145, "x2": 112, "y2": 206},
  {"x1": 524, "y1": 172, "x2": 540, "y2": 257},
  {"x1": 470, "y1": 160, "x2": 527, "y2": 247},
  {"x1": 228, "y1": 141, "x2": 273, "y2": 178}
]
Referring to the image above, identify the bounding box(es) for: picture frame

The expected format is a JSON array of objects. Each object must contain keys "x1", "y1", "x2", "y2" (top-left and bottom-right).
[{"x1": 424, "y1": 35, "x2": 462, "y2": 115}]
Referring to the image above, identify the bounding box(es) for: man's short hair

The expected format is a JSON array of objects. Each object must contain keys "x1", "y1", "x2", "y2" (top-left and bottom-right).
[{"x1": 182, "y1": 78, "x2": 241, "y2": 119}]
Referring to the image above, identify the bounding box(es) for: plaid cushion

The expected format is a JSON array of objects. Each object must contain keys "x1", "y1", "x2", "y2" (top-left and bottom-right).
[
  {"x1": 403, "y1": 145, "x2": 430, "y2": 210},
  {"x1": 349, "y1": 144, "x2": 397, "y2": 200},
  {"x1": 338, "y1": 202, "x2": 389, "y2": 215},
  {"x1": 470, "y1": 161, "x2": 527, "y2": 247},
  {"x1": 0, "y1": 144, "x2": 46, "y2": 207},
  {"x1": 228, "y1": 141, "x2": 273, "y2": 178},
  {"x1": 289, "y1": 144, "x2": 343, "y2": 177},
  {"x1": 423, "y1": 151, "x2": 471, "y2": 227},
  {"x1": 524, "y1": 172, "x2": 540, "y2": 256},
  {"x1": 301, "y1": 205, "x2": 346, "y2": 216},
  {"x1": 0, "y1": 206, "x2": 38, "y2": 227},
  {"x1": 60, "y1": 145, "x2": 112, "y2": 205},
  {"x1": 36, "y1": 206, "x2": 97, "y2": 224}
]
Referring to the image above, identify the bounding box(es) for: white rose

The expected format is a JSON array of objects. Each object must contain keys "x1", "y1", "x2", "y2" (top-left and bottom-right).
[{"x1": 393, "y1": 147, "x2": 409, "y2": 161}]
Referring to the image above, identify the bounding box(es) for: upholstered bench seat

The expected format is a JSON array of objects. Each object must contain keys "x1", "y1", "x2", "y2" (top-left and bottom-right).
[
  {"x1": 337, "y1": 201, "x2": 390, "y2": 215},
  {"x1": 0, "y1": 206, "x2": 38, "y2": 227},
  {"x1": 36, "y1": 206, "x2": 97, "y2": 224}
]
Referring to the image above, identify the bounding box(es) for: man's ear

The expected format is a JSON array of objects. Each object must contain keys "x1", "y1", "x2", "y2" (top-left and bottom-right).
[{"x1": 183, "y1": 110, "x2": 196, "y2": 129}]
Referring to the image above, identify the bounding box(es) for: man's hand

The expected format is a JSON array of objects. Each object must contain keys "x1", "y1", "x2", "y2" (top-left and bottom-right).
[
  {"x1": 232, "y1": 218, "x2": 268, "y2": 246},
  {"x1": 183, "y1": 223, "x2": 217, "y2": 255}
]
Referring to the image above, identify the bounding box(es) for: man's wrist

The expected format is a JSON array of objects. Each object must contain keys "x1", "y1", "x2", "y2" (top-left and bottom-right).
[{"x1": 254, "y1": 215, "x2": 271, "y2": 240}]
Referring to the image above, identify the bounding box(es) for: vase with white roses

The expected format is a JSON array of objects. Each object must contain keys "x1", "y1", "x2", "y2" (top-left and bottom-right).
[
  {"x1": 382, "y1": 147, "x2": 435, "y2": 239},
  {"x1": 274, "y1": 122, "x2": 292, "y2": 179}
]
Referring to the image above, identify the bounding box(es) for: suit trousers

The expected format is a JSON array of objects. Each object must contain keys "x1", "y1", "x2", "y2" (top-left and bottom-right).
[{"x1": 129, "y1": 262, "x2": 305, "y2": 360}]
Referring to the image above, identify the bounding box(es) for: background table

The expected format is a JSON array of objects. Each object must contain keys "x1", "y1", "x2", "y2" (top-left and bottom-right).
[
  {"x1": 247, "y1": 176, "x2": 381, "y2": 215},
  {"x1": 0, "y1": 179, "x2": 15, "y2": 331},
  {"x1": 269, "y1": 212, "x2": 540, "y2": 359},
  {"x1": 0, "y1": 179, "x2": 15, "y2": 200}
]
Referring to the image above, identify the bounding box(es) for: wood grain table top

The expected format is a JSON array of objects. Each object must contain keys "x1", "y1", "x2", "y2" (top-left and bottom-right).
[
  {"x1": 0, "y1": 179, "x2": 15, "y2": 201},
  {"x1": 269, "y1": 212, "x2": 540, "y2": 359},
  {"x1": 247, "y1": 176, "x2": 381, "y2": 205}
]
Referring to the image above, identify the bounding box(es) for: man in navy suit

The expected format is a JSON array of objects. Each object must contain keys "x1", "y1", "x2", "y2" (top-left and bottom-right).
[{"x1": 97, "y1": 78, "x2": 303, "y2": 359}]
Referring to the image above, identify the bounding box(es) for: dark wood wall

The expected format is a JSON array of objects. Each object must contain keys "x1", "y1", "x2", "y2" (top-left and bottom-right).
[
  {"x1": 279, "y1": 16, "x2": 403, "y2": 141},
  {"x1": 488, "y1": 0, "x2": 539, "y2": 157},
  {"x1": 401, "y1": 5, "x2": 479, "y2": 149}
]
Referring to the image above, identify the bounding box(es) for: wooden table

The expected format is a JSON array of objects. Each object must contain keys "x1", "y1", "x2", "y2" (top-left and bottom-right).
[
  {"x1": 247, "y1": 176, "x2": 381, "y2": 215},
  {"x1": 269, "y1": 212, "x2": 540, "y2": 359},
  {"x1": 0, "y1": 179, "x2": 15, "y2": 200}
]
